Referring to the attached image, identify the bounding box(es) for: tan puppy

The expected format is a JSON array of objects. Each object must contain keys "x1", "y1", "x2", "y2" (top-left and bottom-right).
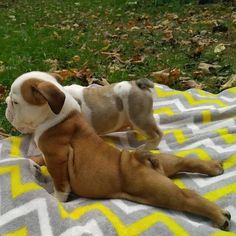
[
  {"x1": 5, "y1": 72, "x2": 231, "y2": 230},
  {"x1": 64, "y1": 79, "x2": 162, "y2": 150}
]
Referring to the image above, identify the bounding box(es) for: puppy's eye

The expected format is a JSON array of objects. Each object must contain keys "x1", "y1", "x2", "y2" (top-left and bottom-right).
[{"x1": 13, "y1": 101, "x2": 18, "y2": 105}]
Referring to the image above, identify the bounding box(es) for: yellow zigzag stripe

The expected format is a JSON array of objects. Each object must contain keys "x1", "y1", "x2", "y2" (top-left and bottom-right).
[
  {"x1": 216, "y1": 128, "x2": 236, "y2": 144},
  {"x1": 8, "y1": 136, "x2": 22, "y2": 158},
  {"x1": 163, "y1": 129, "x2": 187, "y2": 144},
  {"x1": 173, "y1": 179, "x2": 186, "y2": 189},
  {"x1": 155, "y1": 87, "x2": 226, "y2": 107},
  {"x1": 0, "y1": 165, "x2": 41, "y2": 198},
  {"x1": 226, "y1": 87, "x2": 236, "y2": 94},
  {"x1": 58, "y1": 203, "x2": 189, "y2": 236},
  {"x1": 154, "y1": 107, "x2": 175, "y2": 116},
  {"x1": 4, "y1": 226, "x2": 28, "y2": 236},
  {"x1": 204, "y1": 183, "x2": 236, "y2": 202},
  {"x1": 223, "y1": 154, "x2": 236, "y2": 169},
  {"x1": 202, "y1": 110, "x2": 212, "y2": 123},
  {"x1": 195, "y1": 89, "x2": 217, "y2": 97},
  {"x1": 212, "y1": 231, "x2": 236, "y2": 236},
  {"x1": 174, "y1": 148, "x2": 212, "y2": 160}
]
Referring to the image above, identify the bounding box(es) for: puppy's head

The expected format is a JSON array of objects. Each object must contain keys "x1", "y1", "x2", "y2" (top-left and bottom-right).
[{"x1": 5, "y1": 71, "x2": 66, "y2": 133}]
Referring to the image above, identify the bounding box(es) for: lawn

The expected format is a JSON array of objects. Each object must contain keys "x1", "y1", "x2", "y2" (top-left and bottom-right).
[{"x1": 0, "y1": 0, "x2": 235, "y2": 134}]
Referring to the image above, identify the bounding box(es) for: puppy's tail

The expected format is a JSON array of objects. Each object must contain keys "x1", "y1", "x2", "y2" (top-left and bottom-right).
[
  {"x1": 68, "y1": 146, "x2": 75, "y2": 179},
  {"x1": 136, "y1": 78, "x2": 154, "y2": 90}
]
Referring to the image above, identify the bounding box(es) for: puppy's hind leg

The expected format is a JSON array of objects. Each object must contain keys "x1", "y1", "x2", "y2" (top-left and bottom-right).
[
  {"x1": 156, "y1": 153, "x2": 224, "y2": 177},
  {"x1": 132, "y1": 117, "x2": 163, "y2": 150},
  {"x1": 124, "y1": 168, "x2": 230, "y2": 230},
  {"x1": 133, "y1": 149, "x2": 165, "y2": 174}
]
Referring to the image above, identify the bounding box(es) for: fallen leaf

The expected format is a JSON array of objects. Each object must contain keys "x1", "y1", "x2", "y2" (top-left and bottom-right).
[
  {"x1": 165, "y1": 13, "x2": 179, "y2": 20},
  {"x1": 52, "y1": 69, "x2": 77, "y2": 81},
  {"x1": 130, "y1": 55, "x2": 145, "y2": 64},
  {"x1": 198, "y1": 62, "x2": 221, "y2": 75},
  {"x1": 193, "y1": 46, "x2": 204, "y2": 58},
  {"x1": 221, "y1": 74, "x2": 236, "y2": 90},
  {"x1": 214, "y1": 43, "x2": 226, "y2": 54},
  {"x1": 0, "y1": 84, "x2": 7, "y2": 102},
  {"x1": 151, "y1": 68, "x2": 181, "y2": 85},
  {"x1": 44, "y1": 59, "x2": 59, "y2": 71},
  {"x1": 151, "y1": 69, "x2": 170, "y2": 84},
  {"x1": 74, "y1": 67, "x2": 93, "y2": 83},
  {"x1": 170, "y1": 68, "x2": 181, "y2": 80},
  {"x1": 52, "y1": 31, "x2": 61, "y2": 40},
  {"x1": 181, "y1": 79, "x2": 205, "y2": 90},
  {"x1": 52, "y1": 67, "x2": 93, "y2": 84},
  {"x1": 192, "y1": 70, "x2": 205, "y2": 78},
  {"x1": 0, "y1": 127, "x2": 10, "y2": 139},
  {"x1": 132, "y1": 40, "x2": 144, "y2": 49},
  {"x1": 72, "y1": 55, "x2": 81, "y2": 62},
  {"x1": 162, "y1": 30, "x2": 174, "y2": 42}
]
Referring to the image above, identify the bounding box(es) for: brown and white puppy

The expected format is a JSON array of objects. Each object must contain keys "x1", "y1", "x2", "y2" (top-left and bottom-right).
[
  {"x1": 5, "y1": 71, "x2": 231, "y2": 230},
  {"x1": 64, "y1": 79, "x2": 162, "y2": 150}
]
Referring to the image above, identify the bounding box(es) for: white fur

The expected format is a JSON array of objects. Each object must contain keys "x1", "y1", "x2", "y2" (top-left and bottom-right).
[
  {"x1": 5, "y1": 71, "x2": 81, "y2": 145},
  {"x1": 53, "y1": 188, "x2": 71, "y2": 202},
  {"x1": 113, "y1": 81, "x2": 132, "y2": 97},
  {"x1": 64, "y1": 84, "x2": 93, "y2": 124}
]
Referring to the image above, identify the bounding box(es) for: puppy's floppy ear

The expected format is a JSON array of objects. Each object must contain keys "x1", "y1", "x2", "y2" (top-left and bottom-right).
[
  {"x1": 21, "y1": 79, "x2": 65, "y2": 114},
  {"x1": 35, "y1": 82, "x2": 65, "y2": 114}
]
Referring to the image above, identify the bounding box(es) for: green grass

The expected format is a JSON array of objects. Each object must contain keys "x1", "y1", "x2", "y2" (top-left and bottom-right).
[{"x1": 0, "y1": 0, "x2": 235, "y2": 133}]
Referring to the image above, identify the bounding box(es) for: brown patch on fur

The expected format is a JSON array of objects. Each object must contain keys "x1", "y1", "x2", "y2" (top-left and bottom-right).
[
  {"x1": 83, "y1": 86, "x2": 122, "y2": 133},
  {"x1": 115, "y1": 96, "x2": 123, "y2": 111},
  {"x1": 21, "y1": 79, "x2": 46, "y2": 106},
  {"x1": 21, "y1": 79, "x2": 65, "y2": 114}
]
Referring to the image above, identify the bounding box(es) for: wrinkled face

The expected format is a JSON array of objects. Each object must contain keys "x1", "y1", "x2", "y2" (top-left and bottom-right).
[{"x1": 5, "y1": 72, "x2": 65, "y2": 134}]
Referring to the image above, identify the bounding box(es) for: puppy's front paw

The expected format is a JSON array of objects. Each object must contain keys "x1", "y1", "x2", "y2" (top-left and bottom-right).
[
  {"x1": 207, "y1": 160, "x2": 224, "y2": 177},
  {"x1": 53, "y1": 190, "x2": 70, "y2": 202},
  {"x1": 215, "y1": 210, "x2": 231, "y2": 231}
]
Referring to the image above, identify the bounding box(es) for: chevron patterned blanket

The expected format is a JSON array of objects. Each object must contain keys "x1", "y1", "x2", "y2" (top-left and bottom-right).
[{"x1": 0, "y1": 83, "x2": 235, "y2": 235}]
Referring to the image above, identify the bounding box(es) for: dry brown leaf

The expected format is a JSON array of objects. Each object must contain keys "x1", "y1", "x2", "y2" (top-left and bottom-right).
[
  {"x1": 133, "y1": 40, "x2": 144, "y2": 49},
  {"x1": 170, "y1": 68, "x2": 181, "y2": 80},
  {"x1": 221, "y1": 74, "x2": 236, "y2": 90},
  {"x1": 52, "y1": 67, "x2": 93, "y2": 84},
  {"x1": 198, "y1": 62, "x2": 221, "y2": 75},
  {"x1": 0, "y1": 127, "x2": 10, "y2": 139},
  {"x1": 162, "y1": 30, "x2": 174, "y2": 42},
  {"x1": 151, "y1": 69, "x2": 170, "y2": 84},
  {"x1": 52, "y1": 31, "x2": 61, "y2": 40},
  {"x1": 151, "y1": 68, "x2": 181, "y2": 85},
  {"x1": 165, "y1": 13, "x2": 179, "y2": 20},
  {"x1": 53, "y1": 69, "x2": 78, "y2": 81},
  {"x1": 181, "y1": 79, "x2": 205, "y2": 90},
  {"x1": 0, "y1": 84, "x2": 6, "y2": 102},
  {"x1": 193, "y1": 70, "x2": 205, "y2": 78},
  {"x1": 193, "y1": 46, "x2": 204, "y2": 58},
  {"x1": 130, "y1": 55, "x2": 145, "y2": 64},
  {"x1": 72, "y1": 55, "x2": 81, "y2": 62},
  {"x1": 44, "y1": 59, "x2": 59, "y2": 71}
]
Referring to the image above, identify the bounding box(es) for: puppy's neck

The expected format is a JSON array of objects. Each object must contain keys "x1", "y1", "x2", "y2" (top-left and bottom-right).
[{"x1": 34, "y1": 93, "x2": 80, "y2": 146}]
